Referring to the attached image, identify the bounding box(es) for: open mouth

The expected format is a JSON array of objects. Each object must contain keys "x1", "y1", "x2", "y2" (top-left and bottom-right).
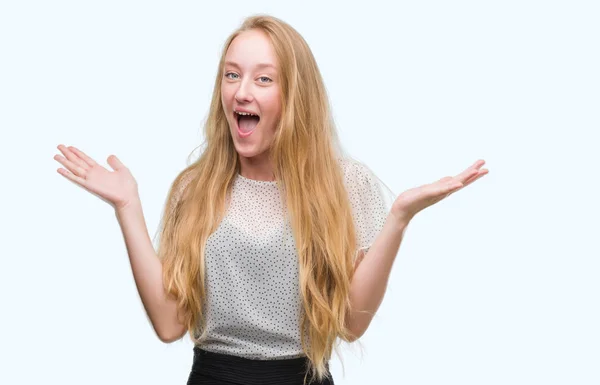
[{"x1": 235, "y1": 110, "x2": 260, "y2": 137}]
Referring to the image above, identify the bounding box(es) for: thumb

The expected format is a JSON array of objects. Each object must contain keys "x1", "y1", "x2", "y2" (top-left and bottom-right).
[{"x1": 107, "y1": 154, "x2": 126, "y2": 171}]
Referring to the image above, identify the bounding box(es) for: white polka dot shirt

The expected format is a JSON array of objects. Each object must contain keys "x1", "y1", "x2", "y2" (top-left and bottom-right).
[{"x1": 185, "y1": 158, "x2": 390, "y2": 359}]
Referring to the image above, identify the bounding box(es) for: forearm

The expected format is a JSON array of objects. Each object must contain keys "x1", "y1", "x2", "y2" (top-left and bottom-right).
[
  {"x1": 345, "y1": 213, "x2": 409, "y2": 341},
  {"x1": 115, "y1": 200, "x2": 186, "y2": 342}
]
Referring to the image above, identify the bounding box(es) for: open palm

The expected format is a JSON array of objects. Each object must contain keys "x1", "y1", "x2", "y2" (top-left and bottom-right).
[
  {"x1": 54, "y1": 144, "x2": 139, "y2": 210},
  {"x1": 391, "y1": 159, "x2": 489, "y2": 223}
]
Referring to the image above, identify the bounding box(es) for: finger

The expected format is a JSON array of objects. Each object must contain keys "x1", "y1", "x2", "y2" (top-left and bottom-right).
[
  {"x1": 463, "y1": 168, "x2": 481, "y2": 183},
  {"x1": 57, "y1": 167, "x2": 87, "y2": 186},
  {"x1": 424, "y1": 180, "x2": 463, "y2": 206},
  {"x1": 454, "y1": 159, "x2": 486, "y2": 181},
  {"x1": 53, "y1": 154, "x2": 87, "y2": 178},
  {"x1": 107, "y1": 155, "x2": 125, "y2": 171},
  {"x1": 472, "y1": 159, "x2": 485, "y2": 168},
  {"x1": 455, "y1": 166, "x2": 481, "y2": 184},
  {"x1": 446, "y1": 180, "x2": 463, "y2": 192},
  {"x1": 57, "y1": 144, "x2": 89, "y2": 170},
  {"x1": 467, "y1": 159, "x2": 486, "y2": 171},
  {"x1": 462, "y1": 168, "x2": 488, "y2": 187},
  {"x1": 430, "y1": 179, "x2": 463, "y2": 197},
  {"x1": 67, "y1": 146, "x2": 97, "y2": 168}
]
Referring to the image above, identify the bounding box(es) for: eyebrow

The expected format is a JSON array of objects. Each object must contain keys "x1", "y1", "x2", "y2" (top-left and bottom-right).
[{"x1": 224, "y1": 61, "x2": 277, "y2": 70}]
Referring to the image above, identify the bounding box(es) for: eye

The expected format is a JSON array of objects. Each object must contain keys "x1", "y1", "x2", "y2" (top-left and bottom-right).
[
  {"x1": 258, "y1": 76, "x2": 273, "y2": 83},
  {"x1": 225, "y1": 72, "x2": 239, "y2": 80}
]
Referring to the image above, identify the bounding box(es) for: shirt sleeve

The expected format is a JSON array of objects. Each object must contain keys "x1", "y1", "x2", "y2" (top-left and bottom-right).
[
  {"x1": 341, "y1": 159, "x2": 391, "y2": 263},
  {"x1": 167, "y1": 170, "x2": 195, "y2": 217}
]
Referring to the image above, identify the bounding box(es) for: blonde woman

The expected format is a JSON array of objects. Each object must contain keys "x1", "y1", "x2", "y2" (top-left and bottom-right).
[{"x1": 53, "y1": 15, "x2": 488, "y2": 385}]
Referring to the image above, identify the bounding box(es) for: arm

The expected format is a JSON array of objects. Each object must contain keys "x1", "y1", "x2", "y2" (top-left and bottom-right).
[
  {"x1": 345, "y1": 212, "x2": 409, "y2": 341},
  {"x1": 53, "y1": 145, "x2": 188, "y2": 343},
  {"x1": 344, "y1": 159, "x2": 488, "y2": 341},
  {"x1": 115, "y1": 200, "x2": 187, "y2": 343}
]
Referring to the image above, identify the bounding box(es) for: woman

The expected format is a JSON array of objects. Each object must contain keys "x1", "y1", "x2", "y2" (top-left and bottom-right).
[{"x1": 53, "y1": 14, "x2": 488, "y2": 385}]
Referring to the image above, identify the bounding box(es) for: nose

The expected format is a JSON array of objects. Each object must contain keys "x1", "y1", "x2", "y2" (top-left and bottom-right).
[{"x1": 234, "y1": 79, "x2": 254, "y2": 104}]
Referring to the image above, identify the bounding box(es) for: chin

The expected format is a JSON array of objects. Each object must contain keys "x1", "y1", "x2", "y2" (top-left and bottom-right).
[
  {"x1": 236, "y1": 149, "x2": 267, "y2": 160},
  {"x1": 234, "y1": 144, "x2": 270, "y2": 160},
  {"x1": 232, "y1": 141, "x2": 258, "y2": 156}
]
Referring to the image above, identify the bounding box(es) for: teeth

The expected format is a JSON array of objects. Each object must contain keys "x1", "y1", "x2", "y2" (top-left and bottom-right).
[{"x1": 235, "y1": 111, "x2": 258, "y2": 117}]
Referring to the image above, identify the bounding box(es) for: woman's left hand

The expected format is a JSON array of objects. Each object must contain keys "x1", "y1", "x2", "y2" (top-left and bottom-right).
[{"x1": 390, "y1": 159, "x2": 489, "y2": 224}]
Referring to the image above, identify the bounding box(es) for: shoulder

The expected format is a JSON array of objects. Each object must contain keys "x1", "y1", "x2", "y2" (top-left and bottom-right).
[
  {"x1": 337, "y1": 157, "x2": 395, "y2": 209},
  {"x1": 337, "y1": 157, "x2": 378, "y2": 186},
  {"x1": 178, "y1": 169, "x2": 196, "y2": 190},
  {"x1": 170, "y1": 168, "x2": 197, "y2": 204}
]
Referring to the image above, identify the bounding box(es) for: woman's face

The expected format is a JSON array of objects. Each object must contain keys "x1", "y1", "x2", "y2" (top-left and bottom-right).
[{"x1": 221, "y1": 29, "x2": 282, "y2": 162}]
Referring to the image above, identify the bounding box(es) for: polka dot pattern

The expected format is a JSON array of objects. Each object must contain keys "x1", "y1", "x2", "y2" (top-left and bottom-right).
[
  {"x1": 186, "y1": 158, "x2": 389, "y2": 359},
  {"x1": 341, "y1": 160, "x2": 390, "y2": 260}
]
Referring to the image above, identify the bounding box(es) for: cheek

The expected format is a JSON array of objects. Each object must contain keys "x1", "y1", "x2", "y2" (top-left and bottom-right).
[
  {"x1": 221, "y1": 85, "x2": 233, "y2": 110},
  {"x1": 263, "y1": 90, "x2": 282, "y2": 119}
]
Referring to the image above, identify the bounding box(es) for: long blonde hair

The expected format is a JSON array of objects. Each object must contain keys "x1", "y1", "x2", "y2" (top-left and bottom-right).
[{"x1": 156, "y1": 14, "x2": 361, "y2": 383}]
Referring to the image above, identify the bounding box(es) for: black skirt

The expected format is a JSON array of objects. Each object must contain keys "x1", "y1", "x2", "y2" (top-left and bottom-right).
[{"x1": 186, "y1": 346, "x2": 335, "y2": 385}]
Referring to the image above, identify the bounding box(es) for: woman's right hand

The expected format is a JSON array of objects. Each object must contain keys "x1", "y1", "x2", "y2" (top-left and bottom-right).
[{"x1": 54, "y1": 144, "x2": 139, "y2": 211}]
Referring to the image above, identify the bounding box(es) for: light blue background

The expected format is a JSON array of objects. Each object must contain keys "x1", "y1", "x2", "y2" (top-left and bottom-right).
[{"x1": 1, "y1": 0, "x2": 598, "y2": 384}]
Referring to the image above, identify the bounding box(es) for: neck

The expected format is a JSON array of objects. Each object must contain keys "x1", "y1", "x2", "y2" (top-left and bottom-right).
[{"x1": 238, "y1": 153, "x2": 275, "y2": 181}]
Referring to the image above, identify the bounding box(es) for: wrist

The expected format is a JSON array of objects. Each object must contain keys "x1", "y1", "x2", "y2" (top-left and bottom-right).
[
  {"x1": 115, "y1": 197, "x2": 142, "y2": 217},
  {"x1": 388, "y1": 210, "x2": 412, "y2": 230}
]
